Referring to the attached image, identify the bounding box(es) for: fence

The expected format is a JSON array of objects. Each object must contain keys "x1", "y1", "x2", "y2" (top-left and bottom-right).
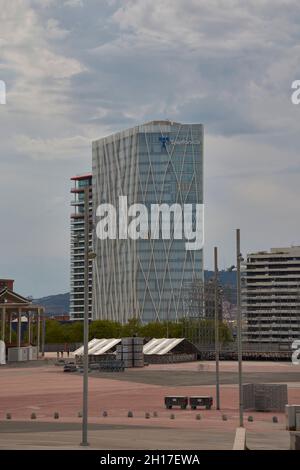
[
  {"x1": 146, "y1": 353, "x2": 197, "y2": 364},
  {"x1": 195, "y1": 341, "x2": 292, "y2": 360},
  {"x1": 44, "y1": 343, "x2": 81, "y2": 353}
]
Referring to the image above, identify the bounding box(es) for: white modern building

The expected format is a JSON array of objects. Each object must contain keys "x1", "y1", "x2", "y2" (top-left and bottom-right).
[
  {"x1": 92, "y1": 120, "x2": 204, "y2": 323},
  {"x1": 243, "y1": 246, "x2": 300, "y2": 345}
]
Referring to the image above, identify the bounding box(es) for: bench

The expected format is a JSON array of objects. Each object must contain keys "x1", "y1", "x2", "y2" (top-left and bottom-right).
[
  {"x1": 189, "y1": 396, "x2": 213, "y2": 410},
  {"x1": 165, "y1": 396, "x2": 188, "y2": 409},
  {"x1": 63, "y1": 364, "x2": 77, "y2": 373}
]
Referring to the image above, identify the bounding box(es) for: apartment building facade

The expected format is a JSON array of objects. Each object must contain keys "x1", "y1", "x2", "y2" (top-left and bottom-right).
[
  {"x1": 243, "y1": 246, "x2": 300, "y2": 345},
  {"x1": 70, "y1": 174, "x2": 93, "y2": 320}
]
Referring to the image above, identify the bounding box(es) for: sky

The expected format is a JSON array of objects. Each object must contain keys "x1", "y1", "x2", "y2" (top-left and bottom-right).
[{"x1": 0, "y1": 0, "x2": 300, "y2": 298}]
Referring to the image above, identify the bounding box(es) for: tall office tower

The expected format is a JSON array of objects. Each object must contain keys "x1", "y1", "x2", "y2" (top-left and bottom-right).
[
  {"x1": 92, "y1": 120, "x2": 204, "y2": 323},
  {"x1": 70, "y1": 174, "x2": 93, "y2": 320},
  {"x1": 243, "y1": 246, "x2": 300, "y2": 345}
]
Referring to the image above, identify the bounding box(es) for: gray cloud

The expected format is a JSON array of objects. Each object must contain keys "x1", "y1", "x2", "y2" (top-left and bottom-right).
[{"x1": 0, "y1": 0, "x2": 300, "y2": 296}]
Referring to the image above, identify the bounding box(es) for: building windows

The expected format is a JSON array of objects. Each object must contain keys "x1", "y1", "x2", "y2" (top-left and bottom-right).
[{"x1": 93, "y1": 121, "x2": 203, "y2": 323}]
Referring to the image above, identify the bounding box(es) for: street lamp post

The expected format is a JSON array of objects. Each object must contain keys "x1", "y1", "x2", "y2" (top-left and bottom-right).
[
  {"x1": 236, "y1": 228, "x2": 244, "y2": 427},
  {"x1": 81, "y1": 186, "x2": 90, "y2": 447},
  {"x1": 214, "y1": 247, "x2": 220, "y2": 410}
]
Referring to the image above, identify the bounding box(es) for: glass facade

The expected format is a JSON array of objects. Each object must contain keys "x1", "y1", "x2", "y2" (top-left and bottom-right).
[{"x1": 92, "y1": 121, "x2": 203, "y2": 323}]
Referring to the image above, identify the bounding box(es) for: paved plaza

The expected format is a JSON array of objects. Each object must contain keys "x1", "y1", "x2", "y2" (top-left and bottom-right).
[{"x1": 0, "y1": 360, "x2": 299, "y2": 449}]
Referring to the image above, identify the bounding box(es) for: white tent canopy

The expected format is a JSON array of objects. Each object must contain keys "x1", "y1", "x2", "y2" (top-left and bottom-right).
[
  {"x1": 89, "y1": 338, "x2": 121, "y2": 355},
  {"x1": 73, "y1": 338, "x2": 98, "y2": 356},
  {"x1": 143, "y1": 338, "x2": 184, "y2": 355},
  {"x1": 74, "y1": 337, "x2": 191, "y2": 357},
  {"x1": 74, "y1": 338, "x2": 122, "y2": 356}
]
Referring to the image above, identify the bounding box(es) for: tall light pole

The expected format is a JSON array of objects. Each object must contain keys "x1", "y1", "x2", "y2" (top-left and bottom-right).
[
  {"x1": 214, "y1": 246, "x2": 220, "y2": 410},
  {"x1": 236, "y1": 228, "x2": 244, "y2": 427},
  {"x1": 81, "y1": 186, "x2": 90, "y2": 447}
]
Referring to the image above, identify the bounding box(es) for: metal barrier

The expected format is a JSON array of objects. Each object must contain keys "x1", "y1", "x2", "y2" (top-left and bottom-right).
[
  {"x1": 195, "y1": 341, "x2": 292, "y2": 361},
  {"x1": 98, "y1": 359, "x2": 125, "y2": 372},
  {"x1": 146, "y1": 353, "x2": 197, "y2": 364},
  {"x1": 44, "y1": 343, "x2": 81, "y2": 353}
]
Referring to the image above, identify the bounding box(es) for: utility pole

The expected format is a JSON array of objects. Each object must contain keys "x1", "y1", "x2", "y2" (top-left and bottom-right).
[
  {"x1": 214, "y1": 247, "x2": 220, "y2": 410},
  {"x1": 236, "y1": 229, "x2": 244, "y2": 427},
  {"x1": 81, "y1": 186, "x2": 90, "y2": 446}
]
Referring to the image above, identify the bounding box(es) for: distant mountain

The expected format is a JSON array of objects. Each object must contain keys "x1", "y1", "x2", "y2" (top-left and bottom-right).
[
  {"x1": 205, "y1": 269, "x2": 237, "y2": 304},
  {"x1": 33, "y1": 293, "x2": 69, "y2": 316},
  {"x1": 205, "y1": 269, "x2": 236, "y2": 288},
  {"x1": 32, "y1": 270, "x2": 237, "y2": 316}
]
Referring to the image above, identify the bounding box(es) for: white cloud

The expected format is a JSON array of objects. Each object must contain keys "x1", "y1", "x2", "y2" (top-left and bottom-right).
[
  {"x1": 204, "y1": 132, "x2": 300, "y2": 268},
  {"x1": 1, "y1": 0, "x2": 300, "y2": 295},
  {"x1": 0, "y1": 0, "x2": 86, "y2": 115},
  {"x1": 83, "y1": 0, "x2": 298, "y2": 139},
  {"x1": 15, "y1": 134, "x2": 90, "y2": 160},
  {"x1": 46, "y1": 18, "x2": 70, "y2": 40},
  {"x1": 64, "y1": 0, "x2": 84, "y2": 7}
]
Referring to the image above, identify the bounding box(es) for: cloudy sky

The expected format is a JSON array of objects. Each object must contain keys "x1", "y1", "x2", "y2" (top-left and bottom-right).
[{"x1": 0, "y1": 0, "x2": 299, "y2": 297}]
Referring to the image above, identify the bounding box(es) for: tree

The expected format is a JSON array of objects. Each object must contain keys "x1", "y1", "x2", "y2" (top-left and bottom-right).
[
  {"x1": 219, "y1": 322, "x2": 233, "y2": 344},
  {"x1": 42, "y1": 316, "x2": 233, "y2": 347},
  {"x1": 66, "y1": 321, "x2": 84, "y2": 342},
  {"x1": 120, "y1": 318, "x2": 142, "y2": 337},
  {"x1": 167, "y1": 321, "x2": 184, "y2": 338},
  {"x1": 177, "y1": 318, "x2": 233, "y2": 345},
  {"x1": 89, "y1": 320, "x2": 121, "y2": 339},
  {"x1": 0, "y1": 323, "x2": 16, "y2": 344},
  {"x1": 140, "y1": 322, "x2": 167, "y2": 338},
  {"x1": 45, "y1": 320, "x2": 66, "y2": 343}
]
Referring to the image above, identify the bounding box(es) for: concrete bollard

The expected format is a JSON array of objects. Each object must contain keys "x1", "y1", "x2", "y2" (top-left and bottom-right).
[
  {"x1": 248, "y1": 416, "x2": 254, "y2": 422},
  {"x1": 170, "y1": 414, "x2": 175, "y2": 420},
  {"x1": 102, "y1": 411, "x2": 108, "y2": 417},
  {"x1": 272, "y1": 416, "x2": 278, "y2": 423},
  {"x1": 196, "y1": 414, "x2": 201, "y2": 420},
  {"x1": 31, "y1": 413, "x2": 37, "y2": 420},
  {"x1": 6, "y1": 413, "x2": 11, "y2": 420},
  {"x1": 54, "y1": 412, "x2": 59, "y2": 419},
  {"x1": 78, "y1": 411, "x2": 82, "y2": 418},
  {"x1": 222, "y1": 414, "x2": 228, "y2": 421},
  {"x1": 128, "y1": 411, "x2": 133, "y2": 418},
  {"x1": 153, "y1": 411, "x2": 158, "y2": 418},
  {"x1": 145, "y1": 412, "x2": 150, "y2": 419}
]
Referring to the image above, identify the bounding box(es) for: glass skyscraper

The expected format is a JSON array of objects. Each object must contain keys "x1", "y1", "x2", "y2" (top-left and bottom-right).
[{"x1": 92, "y1": 120, "x2": 203, "y2": 323}]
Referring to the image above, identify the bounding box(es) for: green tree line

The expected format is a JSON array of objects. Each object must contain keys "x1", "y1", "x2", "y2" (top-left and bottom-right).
[{"x1": 44, "y1": 318, "x2": 233, "y2": 345}]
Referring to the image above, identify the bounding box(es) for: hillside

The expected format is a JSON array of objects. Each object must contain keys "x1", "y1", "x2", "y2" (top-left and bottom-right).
[
  {"x1": 205, "y1": 269, "x2": 236, "y2": 288},
  {"x1": 33, "y1": 293, "x2": 69, "y2": 316}
]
